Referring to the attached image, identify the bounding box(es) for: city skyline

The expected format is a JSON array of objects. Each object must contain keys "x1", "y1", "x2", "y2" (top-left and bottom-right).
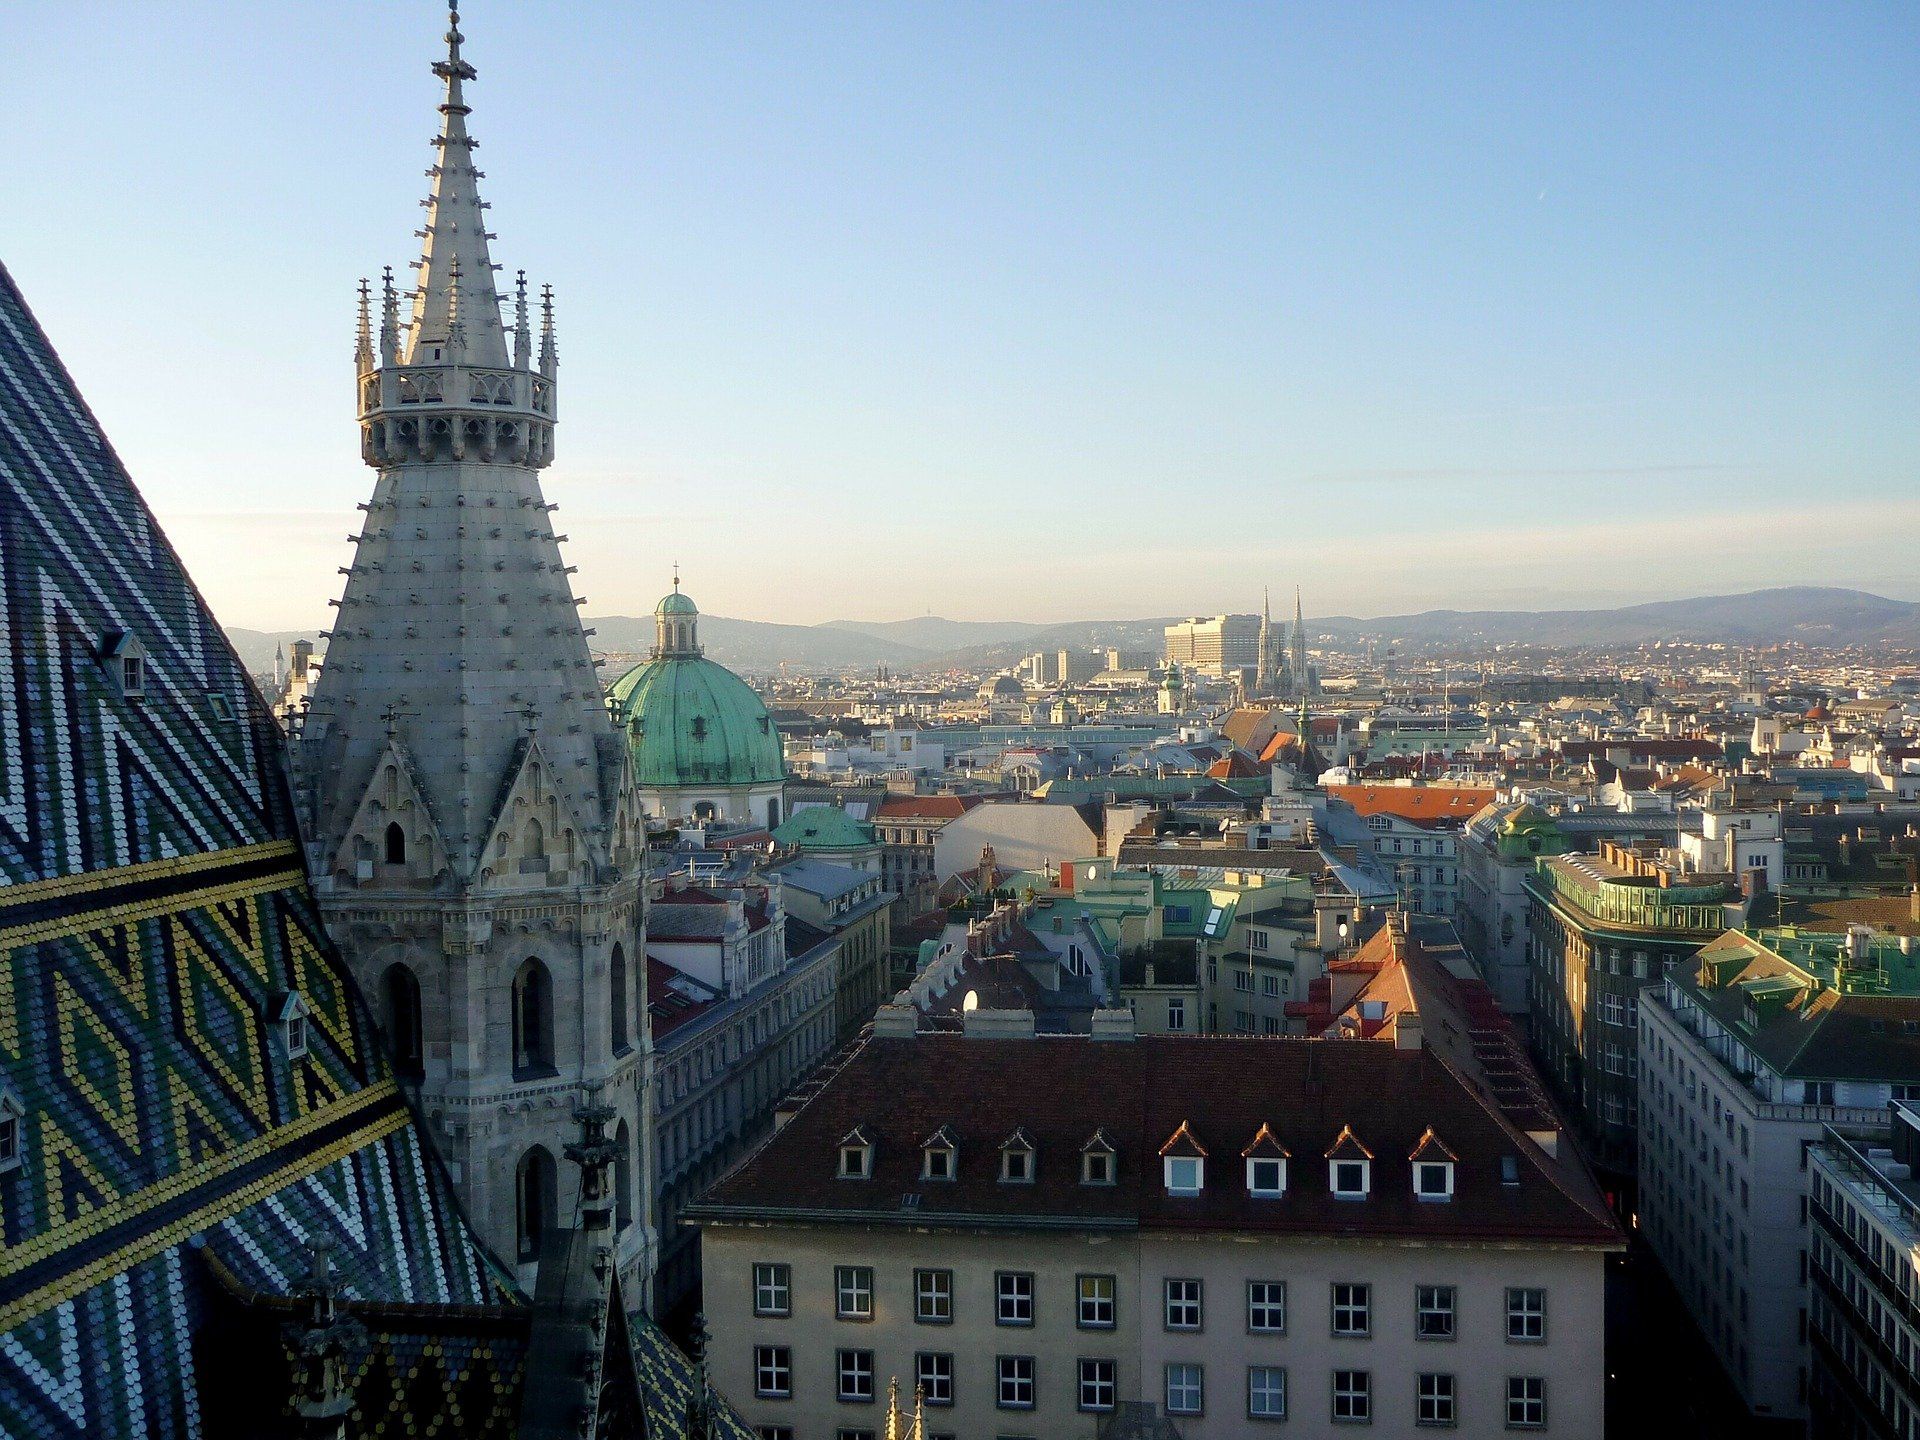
[{"x1": 4, "y1": 2, "x2": 1917, "y2": 631}]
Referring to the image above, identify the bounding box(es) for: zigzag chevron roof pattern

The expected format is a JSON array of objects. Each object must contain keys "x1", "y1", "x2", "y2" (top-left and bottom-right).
[{"x1": 0, "y1": 263, "x2": 511, "y2": 1438}]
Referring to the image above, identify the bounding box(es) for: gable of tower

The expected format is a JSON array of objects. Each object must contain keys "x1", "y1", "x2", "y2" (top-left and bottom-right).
[
  {"x1": 475, "y1": 738, "x2": 597, "y2": 891},
  {"x1": 329, "y1": 738, "x2": 451, "y2": 890}
]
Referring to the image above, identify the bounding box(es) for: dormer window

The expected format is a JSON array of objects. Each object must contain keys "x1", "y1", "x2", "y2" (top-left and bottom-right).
[
  {"x1": 0, "y1": 1082, "x2": 23, "y2": 1175},
  {"x1": 1410, "y1": 1129, "x2": 1458, "y2": 1202},
  {"x1": 1326, "y1": 1125, "x2": 1373, "y2": 1199},
  {"x1": 103, "y1": 633, "x2": 148, "y2": 700},
  {"x1": 999, "y1": 1128, "x2": 1036, "y2": 1184},
  {"x1": 838, "y1": 1125, "x2": 874, "y2": 1179},
  {"x1": 1243, "y1": 1122, "x2": 1291, "y2": 1198},
  {"x1": 922, "y1": 1125, "x2": 958, "y2": 1181},
  {"x1": 273, "y1": 992, "x2": 312, "y2": 1062},
  {"x1": 1081, "y1": 1129, "x2": 1118, "y2": 1186},
  {"x1": 1160, "y1": 1120, "x2": 1207, "y2": 1197}
]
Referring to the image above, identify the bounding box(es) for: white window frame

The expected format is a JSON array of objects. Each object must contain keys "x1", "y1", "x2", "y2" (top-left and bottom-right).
[
  {"x1": 914, "y1": 1351, "x2": 953, "y2": 1407},
  {"x1": 835, "y1": 1348, "x2": 874, "y2": 1403},
  {"x1": 1077, "y1": 1273, "x2": 1116, "y2": 1329},
  {"x1": 1248, "y1": 1364, "x2": 1287, "y2": 1420},
  {"x1": 1165, "y1": 1362, "x2": 1204, "y2": 1416},
  {"x1": 1247, "y1": 1156, "x2": 1286, "y2": 1197},
  {"x1": 1247, "y1": 1280, "x2": 1287, "y2": 1334},
  {"x1": 754, "y1": 1344, "x2": 792, "y2": 1399},
  {"x1": 1330, "y1": 1158, "x2": 1370, "y2": 1198},
  {"x1": 835, "y1": 1265, "x2": 873, "y2": 1321},
  {"x1": 1416, "y1": 1284, "x2": 1456, "y2": 1341},
  {"x1": 838, "y1": 1142, "x2": 872, "y2": 1179},
  {"x1": 915, "y1": 1267, "x2": 953, "y2": 1324},
  {"x1": 1164, "y1": 1155, "x2": 1204, "y2": 1196},
  {"x1": 1332, "y1": 1369, "x2": 1371, "y2": 1423},
  {"x1": 995, "y1": 1270, "x2": 1035, "y2": 1327},
  {"x1": 1417, "y1": 1371, "x2": 1457, "y2": 1427},
  {"x1": 1507, "y1": 1375, "x2": 1547, "y2": 1428},
  {"x1": 1078, "y1": 1357, "x2": 1117, "y2": 1413},
  {"x1": 1506, "y1": 1287, "x2": 1546, "y2": 1342},
  {"x1": 996, "y1": 1354, "x2": 1035, "y2": 1410},
  {"x1": 1331, "y1": 1281, "x2": 1371, "y2": 1337},
  {"x1": 753, "y1": 1261, "x2": 791, "y2": 1317},
  {"x1": 1414, "y1": 1160, "x2": 1454, "y2": 1201},
  {"x1": 1164, "y1": 1277, "x2": 1203, "y2": 1331}
]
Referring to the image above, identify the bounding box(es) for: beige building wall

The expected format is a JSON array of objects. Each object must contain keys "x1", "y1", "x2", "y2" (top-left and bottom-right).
[
  {"x1": 702, "y1": 1222, "x2": 1606, "y2": 1439},
  {"x1": 1137, "y1": 1233, "x2": 1606, "y2": 1438},
  {"x1": 703, "y1": 1222, "x2": 1139, "y2": 1439}
]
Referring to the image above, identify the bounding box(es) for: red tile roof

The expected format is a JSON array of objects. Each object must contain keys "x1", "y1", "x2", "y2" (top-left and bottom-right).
[
  {"x1": 876, "y1": 795, "x2": 982, "y2": 820},
  {"x1": 695, "y1": 1034, "x2": 1623, "y2": 1246},
  {"x1": 1326, "y1": 783, "x2": 1496, "y2": 823}
]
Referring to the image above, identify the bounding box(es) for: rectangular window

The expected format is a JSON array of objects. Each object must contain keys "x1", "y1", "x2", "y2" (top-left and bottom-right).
[
  {"x1": 1167, "y1": 997, "x2": 1186, "y2": 1031},
  {"x1": 1332, "y1": 1282, "x2": 1371, "y2": 1337},
  {"x1": 1418, "y1": 1372, "x2": 1456, "y2": 1426},
  {"x1": 914, "y1": 1352, "x2": 953, "y2": 1407},
  {"x1": 1077, "y1": 1274, "x2": 1116, "y2": 1329},
  {"x1": 1333, "y1": 1369, "x2": 1371, "y2": 1423},
  {"x1": 1165, "y1": 1277, "x2": 1203, "y2": 1330},
  {"x1": 1248, "y1": 1157, "x2": 1286, "y2": 1197},
  {"x1": 1235, "y1": 970, "x2": 1254, "y2": 992},
  {"x1": 1248, "y1": 1365, "x2": 1287, "y2": 1420},
  {"x1": 1165, "y1": 1363, "x2": 1204, "y2": 1416},
  {"x1": 1165, "y1": 1155, "x2": 1203, "y2": 1195},
  {"x1": 1506, "y1": 1288, "x2": 1546, "y2": 1342},
  {"x1": 753, "y1": 1345, "x2": 791, "y2": 1399},
  {"x1": 753, "y1": 1263, "x2": 791, "y2": 1318},
  {"x1": 1263, "y1": 973, "x2": 1281, "y2": 997},
  {"x1": 996, "y1": 1355, "x2": 1035, "y2": 1409},
  {"x1": 1247, "y1": 1280, "x2": 1287, "y2": 1333},
  {"x1": 996, "y1": 1271, "x2": 1035, "y2": 1327},
  {"x1": 915, "y1": 1268, "x2": 953, "y2": 1324},
  {"x1": 1078, "y1": 1358, "x2": 1116, "y2": 1412},
  {"x1": 836, "y1": 1349, "x2": 874, "y2": 1403},
  {"x1": 1507, "y1": 1376, "x2": 1547, "y2": 1428},
  {"x1": 1416, "y1": 1285, "x2": 1456, "y2": 1340},
  {"x1": 835, "y1": 1265, "x2": 874, "y2": 1321}
]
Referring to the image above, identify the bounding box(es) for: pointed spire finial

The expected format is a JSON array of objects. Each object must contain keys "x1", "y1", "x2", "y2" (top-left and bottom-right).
[
  {"x1": 513, "y1": 269, "x2": 531, "y2": 368},
  {"x1": 538, "y1": 283, "x2": 557, "y2": 374},
  {"x1": 379, "y1": 266, "x2": 400, "y2": 362},
  {"x1": 355, "y1": 278, "x2": 373, "y2": 369}
]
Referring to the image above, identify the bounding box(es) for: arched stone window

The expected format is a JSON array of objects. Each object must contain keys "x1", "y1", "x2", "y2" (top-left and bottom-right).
[
  {"x1": 521, "y1": 817, "x2": 546, "y2": 870},
  {"x1": 515, "y1": 1145, "x2": 556, "y2": 1261},
  {"x1": 384, "y1": 821, "x2": 407, "y2": 866},
  {"x1": 610, "y1": 944, "x2": 630, "y2": 1054},
  {"x1": 614, "y1": 1119, "x2": 633, "y2": 1231},
  {"x1": 512, "y1": 958, "x2": 554, "y2": 1076},
  {"x1": 383, "y1": 963, "x2": 423, "y2": 1079}
]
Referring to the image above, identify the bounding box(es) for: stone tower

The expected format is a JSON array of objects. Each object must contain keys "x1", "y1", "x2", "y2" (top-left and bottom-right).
[
  {"x1": 294, "y1": 9, "x2": 654, "y2": 1298},
  {"x1": 1255, "y1": 586, "x2": 1275, "y2": 695},
  {"x1": 1288, "y1": 585, "x2": 1310, "y2": 698}
]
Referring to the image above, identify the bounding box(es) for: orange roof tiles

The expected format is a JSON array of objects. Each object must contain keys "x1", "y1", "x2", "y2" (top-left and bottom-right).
[{"x1": 1325, "y1": 784, "x2": 1496, "y2": 823}]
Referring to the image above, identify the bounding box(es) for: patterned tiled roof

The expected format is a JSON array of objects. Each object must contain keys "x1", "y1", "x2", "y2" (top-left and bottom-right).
[{"x1": 0, "y1": 260, "x2": 523, "y2": 1438}]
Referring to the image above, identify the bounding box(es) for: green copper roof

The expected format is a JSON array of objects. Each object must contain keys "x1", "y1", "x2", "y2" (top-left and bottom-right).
[
  {"x1": 772, "y1": 805, "x2": 877, "y2": 851},
  {"x1": 656, "y1": 588, "x2": 699, "y2": 616},
  {"x1": 608, "y1": 654, "x2": 785, "y2": 788}
]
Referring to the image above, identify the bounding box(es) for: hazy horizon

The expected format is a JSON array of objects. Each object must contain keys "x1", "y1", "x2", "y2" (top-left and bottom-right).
[{"x1": 5, "y1": 2, "x2": 1916, "y2": 632}]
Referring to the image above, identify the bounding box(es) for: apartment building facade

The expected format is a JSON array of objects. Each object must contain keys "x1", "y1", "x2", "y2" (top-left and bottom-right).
[
  {"x1": 1525, "y1": 841, "x2": 1745, "y2": 1173},
  {"x1": 1807, "y1": 1107, "x2": 1920, "y2": 1440},
  {"x1": 690, "y1": 1028, "x2": 1621, "y2": 1439},
  {"x1": 1636, "y1": 927, "x2": 1920, "y2": 1422}
]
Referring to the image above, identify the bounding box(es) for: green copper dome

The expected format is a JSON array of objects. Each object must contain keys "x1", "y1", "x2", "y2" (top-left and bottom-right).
[
  {"x1": 608, "y1": 585, "x2": 785, "y2": 789},
  {"x1": 656, "y1": 587, "x2": 698, "y2": 617}
]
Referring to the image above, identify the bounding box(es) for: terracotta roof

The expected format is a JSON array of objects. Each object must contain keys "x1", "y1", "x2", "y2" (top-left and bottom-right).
[
  {"x1": 876, "y1": 794, "x2": 981, "y2": 820},
  {"x1": 1326, "y1": 783, "x2": 1497, "y2": 823},
  {"x1": 695, "y1": 1034, "x2": 1624, "y2": 1246}
]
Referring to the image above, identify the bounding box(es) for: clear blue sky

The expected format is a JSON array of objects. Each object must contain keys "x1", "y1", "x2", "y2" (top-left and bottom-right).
[{"x1": 4, "y1": 2, "x2": 1916, "y2": 630}]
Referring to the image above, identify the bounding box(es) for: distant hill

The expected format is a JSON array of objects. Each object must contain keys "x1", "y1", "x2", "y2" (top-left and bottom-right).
[
  {"x1": 223, "y1": 587, "x2": 1920, "y2": 679},
  {"x1": 1313, "y1": 587, "x2": 1920, "y2": 648}
]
